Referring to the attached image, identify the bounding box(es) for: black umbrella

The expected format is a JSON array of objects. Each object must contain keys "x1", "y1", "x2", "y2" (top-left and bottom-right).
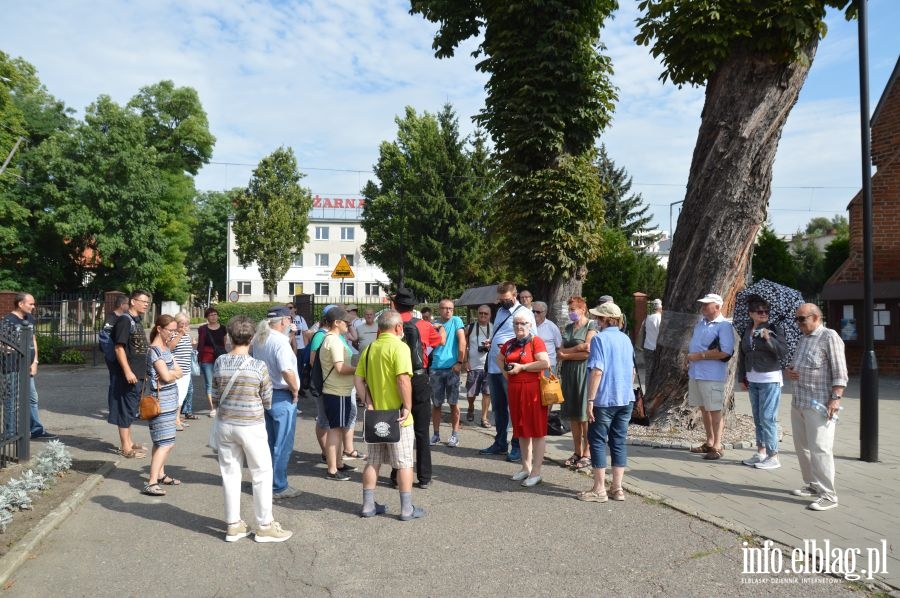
[{"x1": 734, "y1": 279, "x2": 803, "y2": 368}]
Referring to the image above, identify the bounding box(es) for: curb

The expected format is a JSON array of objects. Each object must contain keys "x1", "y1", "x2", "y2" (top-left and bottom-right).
[{"x1": 0, "y1": 460, "x2": 117, "y2": 587}]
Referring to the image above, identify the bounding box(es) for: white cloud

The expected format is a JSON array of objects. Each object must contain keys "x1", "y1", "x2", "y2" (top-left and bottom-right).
[{"x1": 5, "y1": 0, "x2": 896, "y2": 236}]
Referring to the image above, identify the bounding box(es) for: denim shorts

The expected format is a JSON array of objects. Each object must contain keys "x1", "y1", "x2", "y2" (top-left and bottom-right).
[{"x1": 430, "y1": 368, "x2": 460, "y2": 407}]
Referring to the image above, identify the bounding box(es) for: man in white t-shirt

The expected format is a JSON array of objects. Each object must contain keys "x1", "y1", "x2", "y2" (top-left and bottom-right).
[
  {"x1": 533, "y1": 301, "x2": 562, "y2": 370},
  {"x1": 465, "y1": 305, "x2": 493, "y2": 428},
  {"x1": 640, "y1": 299, "x2": 662, "y2": 361},
  {"x1": 353, "y1": 308, "x2": 378, "y2": 354}
]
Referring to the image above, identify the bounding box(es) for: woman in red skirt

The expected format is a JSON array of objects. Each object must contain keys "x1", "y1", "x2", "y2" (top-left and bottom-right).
[{"x1": 498, "y1": 314, "x2": 550, "y2": 488}]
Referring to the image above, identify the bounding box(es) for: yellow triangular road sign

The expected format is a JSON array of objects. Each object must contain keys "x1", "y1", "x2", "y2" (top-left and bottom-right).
[{"x1": 331, "y1": 255, "x2": 355, "y2": 279}]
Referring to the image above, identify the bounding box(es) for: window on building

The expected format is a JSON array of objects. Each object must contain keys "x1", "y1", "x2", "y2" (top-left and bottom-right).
[
  {"x1": 342, "y1": 254, "x2": 354, "y2": 267},
  {"x1": 291, "y1": 254, "x2": 303, "y2": 267},
  {"x1": 364, "y1": 283, "x2": 381, "y2": 296},
  {"x1": 288, "y1": 282, "x2": 303, "y2": 295},
  {"x1": 315, "y1": 226, "x2": 329, "y2": 240},
  {"x1": 237, "y1": 281, "x2": 251, "y2": 295},
  {"x1": 340, "y1": 226, "x2": 355, "y2": 240},
  {"x1": 315, "y1": 282, "x2": 330, "y2": 296},
  {"x1": 341, "y1": 283, "x2": 355, "y2": 296},
  {"x1": 315, "y1": 253, "x2": 329, "y2": 267}
]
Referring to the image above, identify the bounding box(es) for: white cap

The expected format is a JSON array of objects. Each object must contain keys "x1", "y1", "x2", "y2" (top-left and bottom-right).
[{"x1": 697, "y1": 293, "x2": 723, "y2": 306}]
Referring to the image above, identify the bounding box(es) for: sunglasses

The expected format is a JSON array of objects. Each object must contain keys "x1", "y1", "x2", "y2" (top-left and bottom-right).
[
  {"x1": 795, "y1": 315, "x2": 812, "y2": 323},
  {"x1": 532, "y1": 310, "x2": 544, "y2": 314}
]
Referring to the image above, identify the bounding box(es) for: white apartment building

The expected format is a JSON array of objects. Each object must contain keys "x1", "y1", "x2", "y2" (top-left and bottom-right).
[{"x1": 225, "y1": 197, "x2": 390, "y2": 303}]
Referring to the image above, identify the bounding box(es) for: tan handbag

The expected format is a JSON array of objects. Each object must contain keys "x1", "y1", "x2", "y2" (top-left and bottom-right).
[
  {"x1": 540, "y1": 372, "x2": 565, "y2": 407},
  {"x1": 139, "y1": 383, "x2": 161, "y2": 420}
]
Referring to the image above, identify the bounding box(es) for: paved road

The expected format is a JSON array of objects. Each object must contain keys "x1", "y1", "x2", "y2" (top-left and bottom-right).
[{"x1": 1, "y1": 365, "x2": 890, "y2": 596}]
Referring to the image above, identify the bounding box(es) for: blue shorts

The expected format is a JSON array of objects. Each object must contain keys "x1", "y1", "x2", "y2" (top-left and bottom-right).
[{"x1": 322, "y1": 393, "x2": 354, "y2": 429}]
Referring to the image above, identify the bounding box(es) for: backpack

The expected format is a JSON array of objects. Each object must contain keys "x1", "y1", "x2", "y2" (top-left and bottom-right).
[
  {"x1": 402, "y1": 317, "x2": 425, "y2": 371},
  {"x1": 98, "y1": 324, "x2": 116, "y2": 363},
  {"x1": 299, "y1": 332, "x2": 316, "y2": 391},
  {"x1": 308, "y1": 331, "x2": 334, "y2": 397}
]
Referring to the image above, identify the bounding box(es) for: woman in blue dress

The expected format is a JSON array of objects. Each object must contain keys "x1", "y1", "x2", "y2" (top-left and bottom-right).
[{"x1": 144, "y1": 314, "x2": 184, "y2": 496}]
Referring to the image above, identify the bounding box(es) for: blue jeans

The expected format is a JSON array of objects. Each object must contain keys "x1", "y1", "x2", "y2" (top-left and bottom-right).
[
  {"x1": 3, "y1": 373, "x2": 43, "y2": 437},
  {"x1": 181, "y1": 379, "x2": 194, "y2": 415},
  {"x1": 588, "y1": 403, "x2": 633, "y2": 469},
  {"x1": 265, "y1": 390, "x2": 297, "y2": 493},
  {"x1": 200, "y1": 363, "x2": 214, "y2": 397},
  {"x1": 748, "y1": 381, "x2": 781, "y2": 454},
  {"x1": 488, "y1": 373, "x2": 519, "y2": 451}
]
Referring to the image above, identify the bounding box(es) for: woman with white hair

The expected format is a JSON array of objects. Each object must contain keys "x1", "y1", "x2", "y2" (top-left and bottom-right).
[{"x1": 170, "y1": 312, "x2": 195, "y2": 431}]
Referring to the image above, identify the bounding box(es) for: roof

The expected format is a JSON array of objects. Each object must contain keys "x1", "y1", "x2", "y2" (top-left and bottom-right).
[
  {"x1": 871, "y1": 56, "x2": 900, "y2": 127},
  {"x1": 456, "y1": 284, "x2": 499, "y2": 307}
]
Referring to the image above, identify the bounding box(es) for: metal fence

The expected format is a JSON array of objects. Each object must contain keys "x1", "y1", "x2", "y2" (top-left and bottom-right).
[
  {"x1": 0, "y1": 319, "x2": 32, "y2": 466},
  {"x1": 34, "y1": 292, "x2": 107, "y2": 347}
]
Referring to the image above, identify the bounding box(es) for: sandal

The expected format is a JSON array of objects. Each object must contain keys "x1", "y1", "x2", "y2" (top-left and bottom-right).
[
  {"x1": 690, "y1": 442, "x2": 711, "y2": 454},
  {"x1": 121, "y1": 449, "x2": 146, "y2": 459},
  {"x1": 609, "y1": 487, "x2": 625, "y2": 501},
  {"x1": 575, "y1": 456, "x2": 592, "y2": 470},
  {"x1": 466, "y1": 409, "x2": 475, "y2": 422},
  {"x1": 576, "y1": 489, "x2": 608, "y2": 503},
  {"x1": 183, "y1": 414, "x2": 199, "y2": 420},
  {"x1": 563, "y1": 453, "x2": 580, "y2": 468},
  {"x1": 480, "y1": 420, "x2": 491, "y2": 429},
  {"x1": 175, "y1": 424, "x2": 185, "y2": 432},
  {"x1": 131, "y1": 443, "x2": 147, "y2": 451},
  {"x1": 142, "y1": 483, "x2": 166, "y2": 496},
  {"x1": 157, "y1": 475, "x2": 182, "y2": 486}
]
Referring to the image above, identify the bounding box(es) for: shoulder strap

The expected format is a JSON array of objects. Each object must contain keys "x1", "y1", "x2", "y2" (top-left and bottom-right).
[
  {"x1": 494, "y1": 305, "x2": 522, "y2": 336},
  {"x1": 219, "y1": 358, "x2": 251, "y2": 404}
]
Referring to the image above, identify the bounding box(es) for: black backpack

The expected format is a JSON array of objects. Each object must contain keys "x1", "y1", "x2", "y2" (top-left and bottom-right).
[
  {"x1": 308, "y1": 330, "x2": 334, "y2": 397},
  {"x1": 403, "y1": 317, "x2": 425, "y2": 371}
]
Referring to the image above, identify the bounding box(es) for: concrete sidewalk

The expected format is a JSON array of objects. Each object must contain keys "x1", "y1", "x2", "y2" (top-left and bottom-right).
[{"x1": 5, "y1": 364, "x2": 898, "y2": 594}]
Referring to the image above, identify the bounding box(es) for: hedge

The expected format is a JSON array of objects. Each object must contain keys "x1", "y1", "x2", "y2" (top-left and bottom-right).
[{"x1": 212, "y1": 302, "x2": 283, "y2": 323}]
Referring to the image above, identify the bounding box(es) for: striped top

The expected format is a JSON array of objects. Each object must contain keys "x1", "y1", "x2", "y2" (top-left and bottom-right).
[
  {"x1": 212, "y1": 354, "x2": 273, "y2": 425},
  {"x1": 172, "y1": 333, "x2": 193, "y2": 372}
]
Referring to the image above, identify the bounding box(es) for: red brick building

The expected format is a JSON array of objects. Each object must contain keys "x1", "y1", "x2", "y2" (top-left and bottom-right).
[{"x1": 823, "y1": 57, "x2": 900, "y2": 373}]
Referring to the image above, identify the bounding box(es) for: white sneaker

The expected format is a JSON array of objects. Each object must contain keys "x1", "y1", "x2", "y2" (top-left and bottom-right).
[
  {"x1": 742, "y1": 453, "x2": 765, "y2": 467},
  {"x1": 808, "y1": 497, "x2": 838, "y2": 511},
  {"x1": 225, "y1": 520, "x2": 249, "y2": 542},
  {"x1": 429, "y1": 433, "x2": 440, "y2": 446},
  {"x1": 754, "y1": 455, "x2": 781, "y2": 470},
  {"x1": 446, "y1": 433, "x2": 459, "y2": 448},
  {"x1": 791, "y1": 485, "x2": 817, "y2": 497},
  {"x1": 254, "y1": 521, "x2": 293, "y2": 542}
]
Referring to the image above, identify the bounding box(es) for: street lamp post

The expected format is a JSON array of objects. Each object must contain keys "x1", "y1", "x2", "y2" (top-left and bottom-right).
[{"x1": 857, "y1": 0, "x2": 878, "y2": 463}]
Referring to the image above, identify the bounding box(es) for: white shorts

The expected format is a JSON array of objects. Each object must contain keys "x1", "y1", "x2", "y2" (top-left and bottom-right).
[{"x1": 688, "y1": 379, "x2": 725, "y2": 411}]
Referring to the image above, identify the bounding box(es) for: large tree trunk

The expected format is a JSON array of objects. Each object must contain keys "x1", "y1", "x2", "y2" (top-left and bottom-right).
[
  {"x1": 540, "y1": 265, "x2": 587, "y2": 328},
  {"x1": 647, "y1": 39, "x2": 819, "y2": 426}
]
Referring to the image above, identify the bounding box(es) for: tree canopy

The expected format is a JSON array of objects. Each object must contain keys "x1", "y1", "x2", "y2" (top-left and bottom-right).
[
  {"x1": 232, "y1": 147, "x2": 312, "y2": 301},
  {"x1": 596, "y1": 144, "x2": 659, "y2": 249},
  {"x1": 411, "y1": 0, "x2": 618, "y2": 308},
  {"x1": 361, "y1": 104, "x2": 492, "y2": 300}
]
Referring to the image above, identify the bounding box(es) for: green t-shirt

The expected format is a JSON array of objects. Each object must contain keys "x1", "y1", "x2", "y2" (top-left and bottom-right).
[{"x1": 356, "y1": 333, "x2": 414, "y2": 427}]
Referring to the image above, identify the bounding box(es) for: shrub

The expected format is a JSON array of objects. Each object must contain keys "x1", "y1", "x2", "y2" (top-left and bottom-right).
[
  {"x1": 58, "y1": 349, "x2": 86, "y2": 365},
  {"x1": 36, "y1": 335, "x2": 64, "y2": 364},
  {"x1": 213, "y1": 302, "x2": 283, "y2": 324}
]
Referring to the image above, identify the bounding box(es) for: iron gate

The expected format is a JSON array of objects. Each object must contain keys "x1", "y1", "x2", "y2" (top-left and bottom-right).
[{"x1": 0, "y1": 318, "x2": 32, "y2": 466}]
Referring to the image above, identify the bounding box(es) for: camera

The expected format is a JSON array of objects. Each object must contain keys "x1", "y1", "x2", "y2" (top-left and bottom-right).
[
  {"x1": 504, "y1": 363, "x2": 515, "y2": 372},
  {"x1": 477, "y1": 345, "x2": 489, "y2": 353}
]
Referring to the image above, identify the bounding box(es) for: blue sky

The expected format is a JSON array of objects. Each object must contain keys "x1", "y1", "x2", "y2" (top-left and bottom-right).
[{"x1": 5, "y1": 0, "x2": 899, "y2": 236}]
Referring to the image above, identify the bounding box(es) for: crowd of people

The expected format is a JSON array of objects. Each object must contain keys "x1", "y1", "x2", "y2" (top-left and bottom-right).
[{"x1": 0, "y1": 279, "x2": 836, "y2": 544}]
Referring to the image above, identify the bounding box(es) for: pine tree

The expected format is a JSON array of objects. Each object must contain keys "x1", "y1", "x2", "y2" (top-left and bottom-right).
[{"x1": 595, "y1": 145, "x2": 659, "y2": 249}]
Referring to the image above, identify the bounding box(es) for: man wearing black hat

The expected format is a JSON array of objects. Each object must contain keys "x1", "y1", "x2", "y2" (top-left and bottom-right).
[
  {"x1": 391, "y1": 287, "x2": 445, "y2": 489},
  {"x1": 254, "y1": 306, "x2": 302, "y2": 499}
]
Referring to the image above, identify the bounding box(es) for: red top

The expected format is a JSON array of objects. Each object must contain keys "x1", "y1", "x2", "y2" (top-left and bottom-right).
[
  {"x1": 500, "y1": 335, "x2": 547, "y2": 383},
  {"x1": 197, "y1": 324, "x2": 228, "y2": 364},
  {"x1": 400, "y1": 311, "x2": 443, "y2": 369}
]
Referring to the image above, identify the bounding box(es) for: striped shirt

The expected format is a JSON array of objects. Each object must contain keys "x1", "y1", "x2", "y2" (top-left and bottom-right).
[
  {"x1": 212, "y1": 354, "x2": 273, "y2": 425},
  {"x1": 172, "y1": 333, "x2": 193, "y2": 372},
  {"x1": 790, "y1": 325, "x2": 848, "y2": 409}
]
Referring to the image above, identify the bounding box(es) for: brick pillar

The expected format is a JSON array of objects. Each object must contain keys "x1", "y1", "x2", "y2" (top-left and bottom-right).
[
  {"x1": 632, "y1": 292, "x2": 648, "y2": 345},
  {"x1": 0, "y1": 291, "x2": 19, "y2": 315}
]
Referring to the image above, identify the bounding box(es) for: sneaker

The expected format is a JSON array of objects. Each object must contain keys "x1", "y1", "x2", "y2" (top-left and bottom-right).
[
  {"x1": 808, "y1": 497, "x2": 838, "y2": 511},
  {"x1": 429, "y1": 433, "x2": 441, "y2": 446},
  {"x1": 337, "y1": 463, "x2": 357, "y2": 472},
  {"x1": 742, "y1": 453, "x2": 765, "y2": 466},
  {"x1": 273, "y1": 486, "x2": 301, "y2": 499},
  {"x1": 225, "y1": 520, "x2": 250, "y2": 542},
  {"x1": 479, "y1": 445, "x2": 508, "y2": 455},
  {"x1": 415, "y1": 480, "x2": 431, "y2": 490},
  {"x1": 446, "y1": 433, "x2": 459, "y2": 448},
  {"x1": 254, "y1": 521, "x2": 293, "y2": 543},
  {"x1": 755, "y1": 455, "x2": 781, "y2": 470},
  {"x1": 31, "y1": 432, "x2": 59, "y2": 441},
  {"x1": 326, "y1": 471, "x2": 351, "y2": 481},
  {"x1": 791, "y1": 485, "x2": 817, "y2": 497}
]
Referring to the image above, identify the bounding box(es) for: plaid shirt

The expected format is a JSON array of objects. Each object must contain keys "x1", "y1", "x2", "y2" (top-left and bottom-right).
[{"x1": 790, "y1": 325, "x2": 848, "y2": 409}]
